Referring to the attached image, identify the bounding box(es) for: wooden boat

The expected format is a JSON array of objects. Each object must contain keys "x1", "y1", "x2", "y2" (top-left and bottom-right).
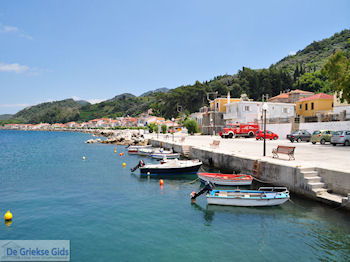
[
  {"x1": 127, "y1": 145, "x2": 152, "y2": 154},
  {"x1": 198, "y1": 173, "x2": 253, "y2": 186},
  {"x1": 131, "y1": 159, "x2": 202, "y2": 175},
  {"x1": 191, "y1": 184, "x2": 289, "y2": 207},
  {"x1": 151, "y1": 152, "x2": 181, "y2": 159}
]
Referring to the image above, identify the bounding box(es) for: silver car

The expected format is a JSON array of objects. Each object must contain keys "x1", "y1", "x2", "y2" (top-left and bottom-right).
[{"x1": 331, "y1": 130, "x2": 350, "y2": 146}]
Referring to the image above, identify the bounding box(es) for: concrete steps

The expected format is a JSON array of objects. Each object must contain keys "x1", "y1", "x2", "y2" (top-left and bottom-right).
[{"x1": 300, "y1": 168, "x2": 327, "y2": 194}]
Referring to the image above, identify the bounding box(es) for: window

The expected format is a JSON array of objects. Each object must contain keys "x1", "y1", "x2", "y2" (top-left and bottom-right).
[
  {"x1": 311, "y1": 102, "x2": 314, "y2": 110},
  {"x1": 332, "y1": 103, "x2": 334, "y2": 107},
  {"x1": 299, "y1": 104, "x2": 302, "y2": 109},
  {"x1": 305, "y1": 103, "x2": 308, "y2": 110},
  {"x1": 216, "y1": 103, "x2": 219, "y2": 109},
  {"x1": 283, "y1": 108, "x2": 288, "y2": 113},
  {"x1": 244, "y1": 106, "x2": 250, "y2": 111}
]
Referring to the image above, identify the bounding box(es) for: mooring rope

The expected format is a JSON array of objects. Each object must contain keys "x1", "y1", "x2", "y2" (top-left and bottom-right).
[
  {"x1": 182, "y1": 178, "x2": 200, "y2": 184},
  {"x1": 252, "y1": 176, "x2": 277, "y2": 184}
]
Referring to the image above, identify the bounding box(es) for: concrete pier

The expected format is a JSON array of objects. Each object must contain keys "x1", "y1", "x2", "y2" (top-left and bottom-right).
[{"x1": 149, "y1": 135, "x2": 350, "y2": 211}]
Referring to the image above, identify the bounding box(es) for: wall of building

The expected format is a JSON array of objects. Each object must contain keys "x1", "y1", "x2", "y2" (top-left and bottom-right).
[
  {"x1": 299, "y1": 121, "x2": 350, "y2": 133},
  {"x1": 266, "y1": 123, "x2": 293, "y2": 138},
  {"x1": 296, "y1": 99, "x2": 333, "y2": 117}
]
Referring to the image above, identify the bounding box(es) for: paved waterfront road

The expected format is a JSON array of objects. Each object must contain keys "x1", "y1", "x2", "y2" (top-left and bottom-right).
[{"x1": 150, "y1": 134, "x2": 350, "y2": 173}]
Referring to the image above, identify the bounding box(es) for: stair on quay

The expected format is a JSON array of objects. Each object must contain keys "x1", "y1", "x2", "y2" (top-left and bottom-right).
[{"x1": 300, "y1": 167, "x2": 344, "y2": 206}]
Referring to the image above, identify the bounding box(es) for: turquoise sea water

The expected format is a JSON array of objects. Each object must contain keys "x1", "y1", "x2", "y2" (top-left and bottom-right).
[{"x1": 0, "y1": 130, "x2": 349, "y2": 261}]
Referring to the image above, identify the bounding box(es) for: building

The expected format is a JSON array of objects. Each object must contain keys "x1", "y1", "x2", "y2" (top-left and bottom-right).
[
  {"x1": 269, "y1": 89, "x2": 314, "y2": 103},
  {"x1": 296, "y1": 93, "x2": 334, "y2": 117},
  {"x1": 224, "y1": 101, "x2": 295, "y2": 124},
  {"x1": 209, "y1": 97, "x2": 241, "y2": 113}
]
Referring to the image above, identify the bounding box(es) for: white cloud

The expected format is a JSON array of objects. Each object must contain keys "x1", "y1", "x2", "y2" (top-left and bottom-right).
[
  {"x1": 0, "y1": 62, "x2": 29, "y2": 73},
  {"x1": 2, "y1": 25, "x2": 18, "y2": 33},
  {"x1": 288, "y1": 51, "x2": 296, "y2": 56},
  {"x1": 0, "y1": 103, "x2": 30, "y2": 108},
  {"x1": 86, "y1": 99, "x2": 105, "y2": 104},
  {"x1": 0, "y1": 24, "x2": 33, "y2": 40},
  {"x1": 72, "y1": 96, "x2": 105, "y2": 104}
]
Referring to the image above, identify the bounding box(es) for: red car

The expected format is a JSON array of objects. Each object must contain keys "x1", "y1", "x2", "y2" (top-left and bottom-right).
[{"x1": 256, "y1": 130, "x2": 279, "y2": 140}]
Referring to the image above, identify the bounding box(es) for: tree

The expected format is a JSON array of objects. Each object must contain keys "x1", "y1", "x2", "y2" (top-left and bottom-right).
[
  {"x1": 147, "y1": 123, "x2": 158, "y2": 133},
  {"x1": 293, "y1": 71, "x2": 330, "y2": 92},
  {"x1": 322, "y1": 50, "x2": 350, "y2": 102},
  {"x1": 161, "y1": 124, "x2": 167, "y2": 134},
  {"x1": 184, "y1": 119, "x2": 199, "y2": 134}
]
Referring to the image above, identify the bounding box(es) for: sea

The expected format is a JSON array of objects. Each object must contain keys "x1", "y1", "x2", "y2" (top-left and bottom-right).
[{"x1": 0, "y1": 130, "x2": 349, "y2": 261}]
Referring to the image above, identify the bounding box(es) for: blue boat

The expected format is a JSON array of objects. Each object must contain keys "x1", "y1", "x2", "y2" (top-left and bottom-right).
[{"x1": 191, "y1": 185, "x2": 290, "y2": 207}]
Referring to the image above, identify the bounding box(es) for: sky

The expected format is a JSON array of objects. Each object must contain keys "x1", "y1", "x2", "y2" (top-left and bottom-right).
[{"x1": 0, "y1": 0, "x2": 349, "y2": 114}]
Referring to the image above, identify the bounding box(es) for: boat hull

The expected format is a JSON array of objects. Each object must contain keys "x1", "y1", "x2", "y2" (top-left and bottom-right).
[
  {"x1": 151, "y1": 153, "x2": 181, "y2": 159},
  {"x1": 198, "y1": 173, "x2": 253, "y2": 186},
  {"x1": 140, "y1": 163, "x2": 202, "y2": 175},
  {"x1": 207, "y1": 196, "x2": 289, "y2": 206}
]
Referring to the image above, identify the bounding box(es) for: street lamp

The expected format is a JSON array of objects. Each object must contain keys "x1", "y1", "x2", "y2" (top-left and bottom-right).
[
  {"x1": 262, "y1": 103, "x2": 268, "y2": 156},
  {"x1": 171, "y1": 117, "x2": 175, "y2": 142}
]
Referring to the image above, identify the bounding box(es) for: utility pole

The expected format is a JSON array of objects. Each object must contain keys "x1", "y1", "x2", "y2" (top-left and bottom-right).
[
  {"x1": 262, "y1": 94, "x2": 269, "y2": 157},
  {"x1": 207, "y1": 92, "x2": 218, "y2": 136}
]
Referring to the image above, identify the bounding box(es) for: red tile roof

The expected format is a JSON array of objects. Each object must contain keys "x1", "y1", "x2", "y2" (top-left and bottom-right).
[
  {"x1": 298, "y1": 93, "x2": 333, "y2": 102},
  {"x1": 269, "y1": 93, "x2": 289, "y2": 100}
]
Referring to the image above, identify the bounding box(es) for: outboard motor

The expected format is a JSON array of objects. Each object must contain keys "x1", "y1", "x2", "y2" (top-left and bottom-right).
[
  {"x1": 130, "y1": 160, "x2": 145, "y2": 172},
  {"x1": 190, "y1": 181, "x2": 214, "y2": 201}
]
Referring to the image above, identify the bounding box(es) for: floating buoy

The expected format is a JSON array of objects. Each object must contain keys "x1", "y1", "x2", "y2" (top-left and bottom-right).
[
  {"x1": 114, "y1": 148, "x2": 117, "y2": 153},
  {"x1": 82, "y1": 156, "x2": 87, "y2": 160},
  {"x1": 4, "y1": 211, "x2": 13, "y2": 221},
  {"x1": 122, "y1": 163, "x2": 127, "y2": 167},
  {"x1": 159, "y1": 179, "x2": 164, "y2": 186},
  {"x1": 119, "y1": 153, "x2": 124, "y2": 156}
]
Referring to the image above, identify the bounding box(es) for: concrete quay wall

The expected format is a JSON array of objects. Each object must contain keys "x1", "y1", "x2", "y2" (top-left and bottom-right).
[{"x1": 150, "y1": 139, "x2": 350, "y2": 209}]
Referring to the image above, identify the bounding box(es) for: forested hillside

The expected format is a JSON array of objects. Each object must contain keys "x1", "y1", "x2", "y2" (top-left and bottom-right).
[{"x1": 12, "y1": 99, "x2": 89, "y2": 124}]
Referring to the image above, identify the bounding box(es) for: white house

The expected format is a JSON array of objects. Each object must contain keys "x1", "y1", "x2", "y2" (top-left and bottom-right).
[{"x1": 224, "y1": 101, "x2": 295, "y2": 124}]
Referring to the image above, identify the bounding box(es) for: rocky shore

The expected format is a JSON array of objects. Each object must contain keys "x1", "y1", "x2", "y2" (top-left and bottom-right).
[{"x1": 82, "y1": 129, "x2": 149, "y2": 146}]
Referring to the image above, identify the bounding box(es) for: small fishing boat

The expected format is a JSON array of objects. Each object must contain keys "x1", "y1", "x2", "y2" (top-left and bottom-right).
[
  {"x1": 127, "y1": 145, "x2": 152, "y2": 154},
  {"x1": 138, "y1": 148, "x2": 172, "y2": 156},
  {"x1": 151, "y1": 152, "x2": 181, "y2": 159},
  {"x1": 198, "y1": 173, "x2": 253, "y2": 186},
  {"x1": 131, "y1": 159, "x2": 202, "y2": 175},
  {"x1": 191, "y1": 183, "x2": 289, "y2": 207}
]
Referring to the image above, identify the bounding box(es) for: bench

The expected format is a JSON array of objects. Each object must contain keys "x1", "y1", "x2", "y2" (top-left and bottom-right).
[
  {"x1": 272, "y1": 145, "x2": 295, "y2": 160},
  {"x1": 210, "y1": 140, "x2": 220, "y2": 148}
]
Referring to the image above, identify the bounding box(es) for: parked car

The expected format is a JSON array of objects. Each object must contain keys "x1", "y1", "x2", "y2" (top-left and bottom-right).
[
  {"x1": 331, "y1": 130, "x2": 350, "y2": 146},
  {"x1": 311, "y1": 130, "x2": 334, "y2": 144},
  {"x1": 219, "y1": 123, "x2": 260, "y2": 138},
  {"x1": 286, "y1": 130, "x2": 311, "y2": 143},
  {"x1": 256, "y1": 130, "x2": 279, "y2": 140}
]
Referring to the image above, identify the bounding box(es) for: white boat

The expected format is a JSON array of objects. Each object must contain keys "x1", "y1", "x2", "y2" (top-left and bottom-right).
[
  {"x1": 138, "y1": 148, "x2": 172, "y2": 156},
  {"x1": 131, "y1": 159, "x2": 202, "y2": 175},
  {"x1": 151, "y1": 152, "x2": 181, "y2": 159},
  {"x1": 127, "y1": 145, "x2": 152, "y2": 154},
  {"x1": 191, "y1": 185, "x2": 289, "y2": 207}
]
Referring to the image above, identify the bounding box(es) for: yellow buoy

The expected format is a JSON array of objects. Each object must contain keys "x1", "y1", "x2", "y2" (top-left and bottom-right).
[
  {"x1": 122, "y1": 163, "x2": 127, "y2": 167},
  {"x1": 114, "y1": 148, "x2": 117, "y2": 153},
  {"x1": 4, "y1": 211, "x2": 13, "y2": 221}
]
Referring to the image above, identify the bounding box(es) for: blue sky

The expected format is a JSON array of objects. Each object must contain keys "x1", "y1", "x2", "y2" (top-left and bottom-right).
[{"x1": 0, "y1": 0, "x2": 349, "y2": 114}]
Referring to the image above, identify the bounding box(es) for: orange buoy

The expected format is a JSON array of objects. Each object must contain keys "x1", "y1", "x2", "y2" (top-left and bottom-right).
[
  {"x1": 119, "y1": 153, "x2": 124, "y2": 156},
  {"x1": 159, "y1": 179, "x2": 164, "y2": 186}
]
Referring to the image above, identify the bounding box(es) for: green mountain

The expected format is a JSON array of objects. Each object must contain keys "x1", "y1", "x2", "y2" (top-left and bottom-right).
[
  {"x1": 12, "y1": 99, "x2": 90, "y2": 124},
  {"x1": 274, "y1": 29, "x2": 350, "y2": 73},
  {"x1": 4, "y1": 29, "x2": 349, "y2": 123},
  {"x1": 0, "y1": 114, "x2": 13, "y2": 120}
]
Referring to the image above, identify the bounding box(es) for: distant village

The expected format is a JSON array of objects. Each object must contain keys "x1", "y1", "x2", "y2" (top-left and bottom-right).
[{"x1": 3, "y1": 90, "x2": 350, "y2": 134}]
